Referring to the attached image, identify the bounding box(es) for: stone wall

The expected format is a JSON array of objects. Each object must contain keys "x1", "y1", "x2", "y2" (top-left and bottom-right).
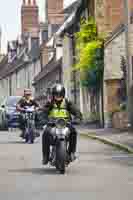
[
  {"x1": 112, "y1": 111, "x2": 128, "y2": 130},
  {"x1": 104, "y1": 28, "x2": 126, "y2": 81},
  {"x1": 104, "y1": 79, "x2": 121, "y2": 113},
  {"x1": 104, "y1": 26, "x2": 126, "y2": 127}
]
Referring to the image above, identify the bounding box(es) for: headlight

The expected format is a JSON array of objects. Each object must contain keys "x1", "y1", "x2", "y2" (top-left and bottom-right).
[
  {"x1": 56, "y1": 119, "x2": 66, "y2": 129},
  {"x1": 56, "y1": 127, "x2": 70, "y2": 136}
]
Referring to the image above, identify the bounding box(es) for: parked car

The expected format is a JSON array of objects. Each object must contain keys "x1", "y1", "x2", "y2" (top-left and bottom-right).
[{"x1": 0, "y1": 96, "x2": 21, "y2": 130}]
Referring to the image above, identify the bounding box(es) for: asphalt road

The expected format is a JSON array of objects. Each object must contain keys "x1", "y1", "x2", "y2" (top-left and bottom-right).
[{"x1": 0, "y1": 130, "x2": 133, "y2": 199}]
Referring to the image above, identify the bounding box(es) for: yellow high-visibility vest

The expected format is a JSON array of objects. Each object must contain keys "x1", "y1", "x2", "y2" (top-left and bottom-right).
[{"x1": 48, "y1": 99, "x2": 70, "y2": 119}]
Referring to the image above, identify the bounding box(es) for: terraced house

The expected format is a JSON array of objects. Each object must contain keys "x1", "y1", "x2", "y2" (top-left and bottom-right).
[{"x1": 0, "y1": 0, "x2": 41, "y2": 104}]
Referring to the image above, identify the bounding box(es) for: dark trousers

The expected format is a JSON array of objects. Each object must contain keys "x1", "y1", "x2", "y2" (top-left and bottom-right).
[
  {"x1": 42, "y1": 125, "x2": 77, "y2": 160},
  {"x1": 19, "y1": 114, "x2": 26, "y2": 131}
]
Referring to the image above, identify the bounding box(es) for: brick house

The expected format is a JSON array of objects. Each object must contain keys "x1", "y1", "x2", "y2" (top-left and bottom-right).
[{"x1": 33, "y1": 0, "x2": 64, "y2": 105}]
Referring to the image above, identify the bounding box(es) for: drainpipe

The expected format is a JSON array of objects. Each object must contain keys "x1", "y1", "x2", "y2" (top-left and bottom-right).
[
  {"x1": 101, "y1": 45, "x2": 104, "y2": 128},
  {"x1": 123, "y1": 0, "x2": 131, "y2": 125},
  {"x1": 9, "y1": 76, "x2": 12, "y2": 96},
  {"x1": 72, "y1": 35, "x2": 77, "y2": 105}
]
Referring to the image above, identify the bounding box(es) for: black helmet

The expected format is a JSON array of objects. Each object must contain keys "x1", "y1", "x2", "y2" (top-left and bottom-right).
[{"x1": 52, "y1": 84, "x2": 65, "y2": 98}]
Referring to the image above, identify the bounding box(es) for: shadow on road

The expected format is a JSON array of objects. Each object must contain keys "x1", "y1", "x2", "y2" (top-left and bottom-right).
[
  {"x1": 0, "y1": 141, "x2": 25, "y2": 144},
  {"x1": 8, "y1": 167, "x2": 58, "y2": 175},
  {"x1": 9, "y1": 141, "x2": 26, "y2": 144},
  {"x1": 0, "y1": 140, "x2": 40, "y2": 144}
]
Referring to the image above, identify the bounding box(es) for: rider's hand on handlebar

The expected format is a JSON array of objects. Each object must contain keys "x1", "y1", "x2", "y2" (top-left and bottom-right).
[
  {"x1": 35, "y1": 106, "x2": 42, "y2": 111},
  {"x1": 20, "y1": 108, "x2": 26, "y2": 113}
]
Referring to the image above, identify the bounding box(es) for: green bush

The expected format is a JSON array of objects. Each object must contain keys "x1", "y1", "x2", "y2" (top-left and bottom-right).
[{"x1": 74, "y1": 17, "x2": 104, "y2": 90}]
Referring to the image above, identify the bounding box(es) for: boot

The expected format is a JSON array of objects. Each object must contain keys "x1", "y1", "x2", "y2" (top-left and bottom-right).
[
  {"x1": 20, "y1": 130, "x2": 25, "y2": 138},
  {"x1": 42, "y1": 156, "x2": 49, "y2": 165},
  {"x1": 69, "y1": 152, "x2": 76, "y2": 162}
]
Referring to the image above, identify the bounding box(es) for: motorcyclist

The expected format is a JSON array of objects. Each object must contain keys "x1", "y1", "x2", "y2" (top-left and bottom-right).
[
  {"x1": 42, "y1": 83, "x2": 82, "y2": 165},
  {"x1": 16, "y1": 89, "x2": 40, "y2": 138}
]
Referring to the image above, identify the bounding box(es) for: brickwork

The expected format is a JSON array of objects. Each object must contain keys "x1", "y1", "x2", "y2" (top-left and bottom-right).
[
  {"x1": 48, "y1": 0, "x2": 63, "y2": 13},
  {"x1": 21, "y1": 0, "x2": 39, "y2": 35},
  {"x1": 104, "y1": 0, "x2": 124, "y2": 32},
  {"x1": 94, "y1": 0, "x2": 124, "y2": 35},
  {"x1": 48, "y1": 0, "x2": 64, "y2": 24}
]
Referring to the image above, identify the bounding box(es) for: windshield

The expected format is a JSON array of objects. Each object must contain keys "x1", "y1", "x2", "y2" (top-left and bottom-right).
[{"x1": 5, "y1": 96, "x2": 21, "y2": 107}]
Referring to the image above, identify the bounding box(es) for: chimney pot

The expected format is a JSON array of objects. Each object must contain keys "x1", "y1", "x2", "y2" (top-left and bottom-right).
[
  {"x1": 28, "y1": 0, "x2": 31, "y2": 5},
  {"x1": 23, "y1": 0, "x2": 26, "y2": 5},
  {"x1": 33, "y1": 0, "x2": 36, "y2": 5}
]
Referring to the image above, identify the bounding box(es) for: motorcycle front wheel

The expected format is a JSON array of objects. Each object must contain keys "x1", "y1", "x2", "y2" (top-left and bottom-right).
[{"x1": 56, "y1": 140, "x2": 67, "y2": 174}]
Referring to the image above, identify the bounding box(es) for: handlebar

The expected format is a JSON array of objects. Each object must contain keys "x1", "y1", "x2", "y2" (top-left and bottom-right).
[
  {"x1": 47, "y1": 118, "x2": 71, "y2": 126},
  {"x1": 20, "y1": 107, "x2": 35, "y2": 113}
]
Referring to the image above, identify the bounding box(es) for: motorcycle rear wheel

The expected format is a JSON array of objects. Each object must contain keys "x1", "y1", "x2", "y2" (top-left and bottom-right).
[
  {"x1": 29, "y1": 128, "x2": 34, "y2": 144},
  {"x1": 25, "y1": 128, "x2": 34, "y2": 144}
]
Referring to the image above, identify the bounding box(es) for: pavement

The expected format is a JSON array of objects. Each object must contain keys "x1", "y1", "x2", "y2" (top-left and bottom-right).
[
  {"x1": 76, "y1": 124, "x2": 133, "y2": 153},
  {"x1": 0, "y1": 130, "x2": 133, "y2": 199}
]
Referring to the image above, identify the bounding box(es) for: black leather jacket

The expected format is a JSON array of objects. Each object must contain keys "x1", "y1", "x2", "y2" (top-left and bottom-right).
[{"x1": 17, "y1": 97, "x2": 39, "y2": 109}]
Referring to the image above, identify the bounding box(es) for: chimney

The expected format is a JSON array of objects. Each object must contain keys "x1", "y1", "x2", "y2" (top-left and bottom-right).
[
  {"x1": 33, "y1": 0, "x2": 36, "y2": 5},
  {"x1": 28, "y1": 0, "x2": 31, "y2": 5},
  {"x1": 21, "y1": 0, "x2": 39, "y2": 36},
  {"x1": 40, "y1": 0, "x2": 49, "y2": 68},
  {"x1": 40, "y1": 0, "x2": 48, "y2": 42},
  {"x1": 23, "y1": 0, "x2": 26, "y2": 5},
  {"x1": 48, "y1": 0, "x2": 64, "y2": 24}
]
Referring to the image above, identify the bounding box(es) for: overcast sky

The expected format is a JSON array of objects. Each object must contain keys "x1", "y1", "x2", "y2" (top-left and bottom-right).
[{"x1": 0, "y1": 0, "x2": 76, "y2": 53}]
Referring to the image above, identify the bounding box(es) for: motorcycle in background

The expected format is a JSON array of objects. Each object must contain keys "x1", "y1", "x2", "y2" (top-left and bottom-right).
[{"x1": 23, "y1": 106, "x2": 37, "y2": 144}]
